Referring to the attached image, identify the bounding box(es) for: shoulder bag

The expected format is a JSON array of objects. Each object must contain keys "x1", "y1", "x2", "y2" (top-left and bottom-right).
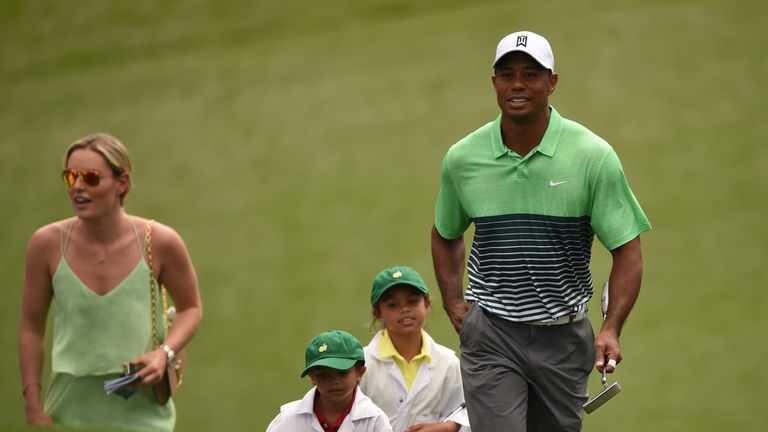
[{"x1": 145, "y1": 219, "x2": 185, "y2": 405}]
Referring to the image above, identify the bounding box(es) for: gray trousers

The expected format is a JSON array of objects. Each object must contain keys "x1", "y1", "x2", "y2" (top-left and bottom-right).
[{"x1": 459, "y1": 304, "x2": 595, "y2": 432}]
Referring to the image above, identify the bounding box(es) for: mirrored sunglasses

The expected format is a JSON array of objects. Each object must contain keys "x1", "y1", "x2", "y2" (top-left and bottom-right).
[{"x1": 61, "y1": 169, "x2": 103, "y2": 187}]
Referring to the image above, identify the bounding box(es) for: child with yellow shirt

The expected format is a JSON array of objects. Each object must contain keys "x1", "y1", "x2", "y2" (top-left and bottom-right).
[{"x1": 359, "y1": 266, "x2": 470, "y2": 432}]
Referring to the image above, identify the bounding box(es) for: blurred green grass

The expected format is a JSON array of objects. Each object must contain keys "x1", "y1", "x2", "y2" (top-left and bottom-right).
[{"x1": 1, "y1": 0, "x2": 766, "y2": 430}]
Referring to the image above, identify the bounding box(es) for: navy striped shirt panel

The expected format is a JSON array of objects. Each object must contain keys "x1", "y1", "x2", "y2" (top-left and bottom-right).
[{"x1": 465, "y1": 213, "x2": 594, "y2": 322}]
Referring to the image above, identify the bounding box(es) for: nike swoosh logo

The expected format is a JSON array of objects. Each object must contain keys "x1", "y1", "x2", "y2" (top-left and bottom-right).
[{"x1": 549, "y1": 180, "x2": 568, "y2": 187}]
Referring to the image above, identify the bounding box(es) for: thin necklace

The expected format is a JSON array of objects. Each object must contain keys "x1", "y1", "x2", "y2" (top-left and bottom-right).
[
  {"x1": 95, "y1": 237, "x2": 110, "y2": 265},
  {"x1": 81, "y1": 218, "x2": 123, "y2": 265}
]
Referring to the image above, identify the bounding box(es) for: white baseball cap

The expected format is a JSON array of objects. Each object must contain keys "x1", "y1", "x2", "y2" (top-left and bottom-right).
[{"x1": 492, "y1": 31, "x2": 554, "y2": 72}]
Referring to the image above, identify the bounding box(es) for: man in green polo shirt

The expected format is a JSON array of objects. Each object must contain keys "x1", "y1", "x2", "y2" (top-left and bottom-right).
[{"x1": 431, "y1": 31, "x2": 651, "y2": 431}]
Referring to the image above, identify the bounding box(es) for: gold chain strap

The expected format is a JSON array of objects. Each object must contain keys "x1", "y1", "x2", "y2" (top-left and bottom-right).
[
  {"x1": 145, "y1": 220, "x2": 183, "y2": 389},
  {"x1": 145, "y1": 220, "x2": 168, "y2": 348}
]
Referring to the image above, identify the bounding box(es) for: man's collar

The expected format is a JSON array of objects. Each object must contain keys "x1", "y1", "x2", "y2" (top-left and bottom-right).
[{"x1": 491, "y1": 107, "x2": 562, "y2": 159}]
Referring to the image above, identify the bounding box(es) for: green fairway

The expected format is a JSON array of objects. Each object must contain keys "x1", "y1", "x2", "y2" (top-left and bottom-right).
[{"x1": 2, "y1": 0, "x2": 766, "y2": 430}]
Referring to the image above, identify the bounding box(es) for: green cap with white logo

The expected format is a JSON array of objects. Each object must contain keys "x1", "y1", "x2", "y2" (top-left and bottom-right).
[
  {"x1": 301, "y1": 330, "x2": 365, "y2": 377},
  {"x1": 370, "y1": 265, "x2": 430, "y2": 305}
]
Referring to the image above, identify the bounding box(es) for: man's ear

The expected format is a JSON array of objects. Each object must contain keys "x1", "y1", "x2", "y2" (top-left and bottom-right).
[{"x1": 547, "y1": 72, "x2": 559, "y2": 95}]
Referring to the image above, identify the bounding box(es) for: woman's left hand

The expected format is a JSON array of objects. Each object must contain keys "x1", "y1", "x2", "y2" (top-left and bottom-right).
[{"x1": 129, "y1": 348, "x2": 167, "y2": 386}]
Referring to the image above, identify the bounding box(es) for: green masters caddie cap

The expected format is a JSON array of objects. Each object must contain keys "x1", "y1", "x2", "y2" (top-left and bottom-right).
[
  {"x1": 370, "y1": 266, "x2": 430, "y2": 305},
  {"x1": 301, "y1": 330, "x2": 365, "y2": 377}
]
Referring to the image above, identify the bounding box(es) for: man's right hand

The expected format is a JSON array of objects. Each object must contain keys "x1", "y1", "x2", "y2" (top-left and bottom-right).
[
  {"x1": 444, "y1": 299, "x2": 470, "y2": 334},
  {"x1": 431, "y1": 225, "x2": 468, "y2": 335}
]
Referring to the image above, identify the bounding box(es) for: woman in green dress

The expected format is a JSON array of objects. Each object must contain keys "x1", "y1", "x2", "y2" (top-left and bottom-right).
[{"x1": 19, "y1": 133, "x2": 203, "y2": 431}]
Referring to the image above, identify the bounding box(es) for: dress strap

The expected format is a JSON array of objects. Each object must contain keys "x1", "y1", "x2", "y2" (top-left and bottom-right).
[
  {"x1": 131, "y1": 217, "x2": 145, "y2": 259},
  {"x1": 60, "y1": 219, "x2": 76, "y2": 257}
]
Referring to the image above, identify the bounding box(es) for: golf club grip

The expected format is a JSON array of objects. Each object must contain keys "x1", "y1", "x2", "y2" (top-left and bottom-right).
[{"x1": 601, "y1": 281, "x2": 609, "y2": 320}]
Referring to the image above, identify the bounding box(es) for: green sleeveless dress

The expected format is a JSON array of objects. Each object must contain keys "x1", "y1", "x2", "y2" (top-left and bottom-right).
[{"x1": 44, "y1": 221, "x2": 175, "y2": 431}]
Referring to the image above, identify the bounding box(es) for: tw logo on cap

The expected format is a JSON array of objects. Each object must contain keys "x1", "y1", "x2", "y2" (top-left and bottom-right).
[
  {"x1": 393, "y1": 271, "x2": 403, "y2": 278},
  {"x1": 516, "y1": 35, "x2": 528, "y2": 47},
  {"x1": 319, "y1": 343, "x2": 328, "y2": 353}
]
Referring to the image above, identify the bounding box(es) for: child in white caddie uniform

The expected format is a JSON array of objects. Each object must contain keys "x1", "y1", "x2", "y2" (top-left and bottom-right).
[
  {"x1": 267, "y1": 330, "x2": 392, "y2": 432},
  {"x1": 360, "y1": 266, "x2": 470, "y2": 432}
]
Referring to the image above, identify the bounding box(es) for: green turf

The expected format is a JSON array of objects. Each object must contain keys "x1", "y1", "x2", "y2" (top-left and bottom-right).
[{"x1": 2, "y1": 0, "x2": 766, "y2": 430}]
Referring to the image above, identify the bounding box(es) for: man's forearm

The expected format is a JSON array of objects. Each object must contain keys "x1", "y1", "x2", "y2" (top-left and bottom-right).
[
  {"x1": 431, "y1": 225, "x2": 466, "y2": 304},
  {"x1": 604, "y1": 236, "x2": 643, "y2": 336}
]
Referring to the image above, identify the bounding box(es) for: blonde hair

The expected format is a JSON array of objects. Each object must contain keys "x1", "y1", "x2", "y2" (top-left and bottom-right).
[{"x1": 64, "y1": 133, "x2": 132, "y2": 204}]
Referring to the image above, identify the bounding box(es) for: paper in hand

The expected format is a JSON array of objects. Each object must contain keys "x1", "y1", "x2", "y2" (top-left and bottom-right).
[{"x1": 104, "y1": 363, "x2": 142, "y2": 399}]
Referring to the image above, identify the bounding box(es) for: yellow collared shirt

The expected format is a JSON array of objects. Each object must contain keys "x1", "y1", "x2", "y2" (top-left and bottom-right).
[{"x1": 377, "y1": 329, "x2": 431, "y2": 392}]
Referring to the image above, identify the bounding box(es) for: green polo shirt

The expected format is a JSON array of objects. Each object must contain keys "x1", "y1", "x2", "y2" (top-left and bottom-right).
[{"x1": 434, "y1": 107, "x2": 650, "y2": 321}]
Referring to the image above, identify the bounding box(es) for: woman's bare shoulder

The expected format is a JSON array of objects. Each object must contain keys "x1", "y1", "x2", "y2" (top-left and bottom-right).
[
  {"x1": 26, "y1": 218, "x2": 73, "y2": 257},
  {"x1": 136, "y1": 217, "x2": 186, "y2": 249},
  {"x1": 30, "y1": 218, "x2": 76, "y2": 242}
]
